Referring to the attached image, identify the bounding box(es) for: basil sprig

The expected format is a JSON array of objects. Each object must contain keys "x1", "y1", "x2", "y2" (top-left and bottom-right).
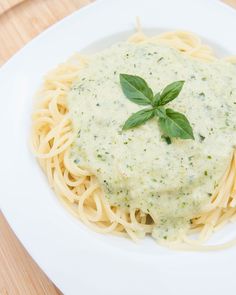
[{"x1": 120, "y1": 74, "x2": 194, "y2": 140}]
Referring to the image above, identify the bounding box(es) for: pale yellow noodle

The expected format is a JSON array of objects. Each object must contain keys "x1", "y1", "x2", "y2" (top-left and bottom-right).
[{"x1": 31, "y1": 30, "x2": 236, "y2": 251}]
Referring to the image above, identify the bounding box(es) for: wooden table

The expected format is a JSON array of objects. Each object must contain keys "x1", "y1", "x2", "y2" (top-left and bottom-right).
[{"x1": 0, "y1": 0, "x2": 235, "y2": 294}]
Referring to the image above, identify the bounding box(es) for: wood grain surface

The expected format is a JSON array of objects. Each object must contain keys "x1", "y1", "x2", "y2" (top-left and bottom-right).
[
  {"x1": 0, "y1": 0, "x2": 23, "y2": 14},
  {"x1": 0, "y1": 0, "x2": 235, "y2": 294},
  {"x1": 0, "y1": 2, "x2": 93, "y2": 294}
]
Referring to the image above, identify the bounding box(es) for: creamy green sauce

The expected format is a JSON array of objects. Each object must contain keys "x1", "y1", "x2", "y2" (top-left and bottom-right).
[{"x1": 68, "y1": 42, "x2": 236, "y2": 241}]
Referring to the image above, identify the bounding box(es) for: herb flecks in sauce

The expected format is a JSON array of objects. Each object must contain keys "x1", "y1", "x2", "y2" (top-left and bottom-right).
[
  {"x1": 120, "y1": 75, "x2": 194, "y2": 140},
  {"x1": 68, "y1": 42, "x2": 236, "y2": 241}
]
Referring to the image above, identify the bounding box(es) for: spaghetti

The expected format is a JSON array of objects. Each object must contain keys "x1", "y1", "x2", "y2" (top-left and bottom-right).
[{"x1": 31, "y1": 30, "x2": 236, "y2": 250}]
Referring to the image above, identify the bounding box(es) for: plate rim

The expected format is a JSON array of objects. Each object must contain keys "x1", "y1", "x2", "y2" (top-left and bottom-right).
[{"x1": 1, "y1": 0, "x2": 236, "y2": 294}]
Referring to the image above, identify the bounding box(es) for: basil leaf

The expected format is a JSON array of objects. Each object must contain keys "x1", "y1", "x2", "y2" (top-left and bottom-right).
[
  {"x1": 157, "y1": 81, "x2": 185, "y2": 106},
  {"x1": 158, "y1": 108, "x2": 194, "y2": 139},
  {"x1": 155, "y1": 106, "x2": 166, "y2": 118},
  {"x1": 120, "y1": 74, "x2": 194, "y2": 140},
  {"x1": 120, "y1": 74, "x2": 153, "y2": 105},
  {"x1": 153, "y1": 92, "x2": 161, "y2": 107},
  {"x1": 122, "y1": 108, "x2": 155, "y2": 130}
]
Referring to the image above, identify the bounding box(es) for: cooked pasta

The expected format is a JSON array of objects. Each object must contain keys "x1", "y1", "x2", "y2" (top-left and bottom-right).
[{"x1": 31, "y1": 29, "x2": 236, "y2": 250}]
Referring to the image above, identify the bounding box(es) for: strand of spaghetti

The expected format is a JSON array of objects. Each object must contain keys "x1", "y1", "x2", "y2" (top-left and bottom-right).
[
  {"x1": 120, "y1": 211, "x2": 141, "y2": 241},
  {"x1": 53, "y1": 155, "x2": 83, "y2": 202},
  {"x1": 199, "y1": 223, "x2": 214, "y2": 242},
  {"x1": 63, "y1": 170, "x2": 87, "y2": 187},
  {"x1": 31, "y1": 30, "x2": 236, "y2": 251},
  {"x1": 230, "y1": 212, "x2": 236, "y2": 222},
  {"x1": 130, "y1": 209, "x2": 153, "y2": 232},
  {"x1": 33, "y1": 117, "x2": 54, "y2": 130},
  {"x1": 224, "y1": 56, "x2": 236, "y2": 63},
  {"x1": 230, "y1": 153, "x2": 236, "y2": 206},
  {"x1": 38, "y1": 133, "x2": 73, "y2": 158},
  {"x1": 205, "y1": 208, "x2": 222, "y2": 226},
  {"x1": 32, "y1": 108, "x2": 52, "y2": 118},
  {"x1": 188, "y1": 227, "x2": 202, "y2": 234},
  {"x1": 48, "y1": 93, "x2": 66, "y2": 123},
  {"x1": 84, "y1": 193, "x2": 103, "y2": 222},
  {"x1": 63, "y1": 149, "x2": 91, "y2": 176},
  {"x1": 219, "y1": 163, "x2": 236, "y2": 208},
  {"x1": 53, "y1": 170, "x2": 78, "y2": 203},
  {"x1": 99, "y1": 193, "x2": 144, "y2": 231},
  {"x1": 214, "y1": 208, "x2": 236, "y2": 231},
  {"x1": 35, "y1": 115, "x2": 73, "y2": 158},
  {"x1": 77, "y1": 184, "x2": 119, "y2": 233},
  {"x1": 202, "y1": 158, "x2": 232, "y2": 211}
]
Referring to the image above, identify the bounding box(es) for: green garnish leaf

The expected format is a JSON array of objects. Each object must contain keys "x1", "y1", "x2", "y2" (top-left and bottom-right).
[
  {"x1": 120, "y1": 74, "x2": 194, "y2": 140},
  {"x1": 120, "y1": 74, "x2": 153, "y2": 105},
  {"x1": 155, "y1": 106, "x2": 166, "y2": 119},
  {"x1": 122, "y1": 108, "x2": 155, "y2": 130},
  {"x1": 157, "y1": 81, "x2": 185, "y2": 106},
  {"x1": 153, "y1": 92, "x2": 161, "y2": 107},
  {"x1": 158, "y1": 108, "x2": 194, "y2": 139}
]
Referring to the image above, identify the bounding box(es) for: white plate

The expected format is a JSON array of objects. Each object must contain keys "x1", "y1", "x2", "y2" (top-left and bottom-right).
[{"x1": 0, "y1": 0, "x2": 236, "y2": 294}]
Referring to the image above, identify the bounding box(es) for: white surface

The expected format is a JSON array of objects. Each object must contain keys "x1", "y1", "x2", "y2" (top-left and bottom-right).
[{"x1": 0, "y1": 0, "x2": 236, "y2": 294}]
